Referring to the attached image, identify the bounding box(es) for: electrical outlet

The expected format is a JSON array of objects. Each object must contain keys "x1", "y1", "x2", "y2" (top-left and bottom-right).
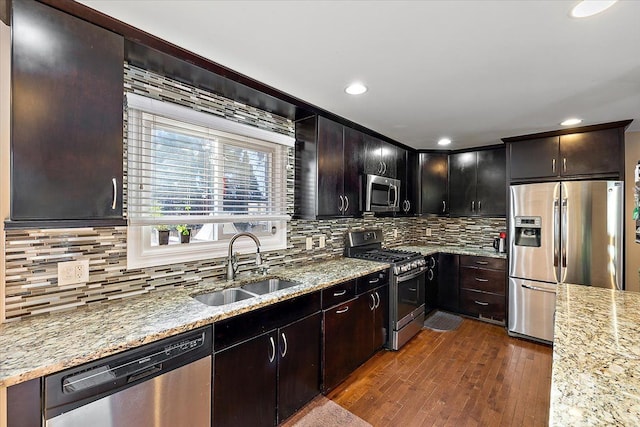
[
  {"x1": 426, "y1": 228, "x2": 432, "y2": 237},
  {"x1": 393, "y1": 228, "x2": 398, "y2": 238},
  {"x1": 58, "y1": 260, "x2": 89, "y2": 286},
  {"x1": 305, "y1": 236, "x2": 313, "y2": 251},
  {"x1": 318, "y1": 235, "x2": 326, "y2": 249}
]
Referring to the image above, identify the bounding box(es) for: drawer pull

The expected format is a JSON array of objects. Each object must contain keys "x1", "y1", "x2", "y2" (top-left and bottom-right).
[
  {"x1": 368, "y1": 277, "x2": 380, "y2": 284},
  {"x1": 474, "y1": 300, "x2": 489, "y2": 306},
  {"x1": 333, "y1": 289, "x2": 347, "y2": 297},
  {"x1": 475, "y1": 277, "x2": 489, "y2": 282},
  {"x1": 336, "y1": 306, "x2": 349, "y2": 314},
  {"x1": 475, "y1": 261, "x2": 489, "y2": 265}
]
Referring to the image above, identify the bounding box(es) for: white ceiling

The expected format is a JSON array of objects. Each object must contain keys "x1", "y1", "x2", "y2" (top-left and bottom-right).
[{"x1": 78, "y1": 0, "x2": 640, "y2": 150}]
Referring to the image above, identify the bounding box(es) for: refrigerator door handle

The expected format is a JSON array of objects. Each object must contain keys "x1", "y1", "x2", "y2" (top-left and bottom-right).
[
  {"x1": 561, "y1": 197, "x2": 568, "y2": 271},
  {"x1": 522, "y1": 283, "x2": 557, "y2": 294},
  {"x1": 553, "y1": 198, "x2": 559, "y2": 269}
]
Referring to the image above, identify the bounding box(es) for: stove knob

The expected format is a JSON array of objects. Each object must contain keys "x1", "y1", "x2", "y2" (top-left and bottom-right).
[{"x1": 394, "y1": 266, "x2": 401, "y2": 275}]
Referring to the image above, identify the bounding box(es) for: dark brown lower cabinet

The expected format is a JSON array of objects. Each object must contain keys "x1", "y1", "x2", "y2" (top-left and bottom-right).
[
  {"x1": 214, "y1": 312, "x2": 321, "y2": 426},
  {"x1": 7, "y1": 378, "x2": 41, "y2": 427},
  {"x1": 354, "y1": 285, "x2": 388, "y2": 366},
  {"x1": 458, "y1": 255, "x2": 506, "y2": 324},
  {"x1": 323, "y1": 298, "x2": 360, "y2": 392},
  {"x1": 437, "y1": 253, "x2": 460, "y2": 312},
  {"x1": 277, "y1": 313, "x2": 322, "y2": 422}
]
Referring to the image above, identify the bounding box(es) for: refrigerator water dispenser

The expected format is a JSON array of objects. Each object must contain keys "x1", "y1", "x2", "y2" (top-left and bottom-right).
[{"x1": 514, "y1": 216, "x2": 541, "y2": 247}]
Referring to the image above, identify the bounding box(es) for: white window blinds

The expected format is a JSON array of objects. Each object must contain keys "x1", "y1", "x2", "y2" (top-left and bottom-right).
[{"x1": 126, "y1": 93, "x2": 292, "y2": 226}]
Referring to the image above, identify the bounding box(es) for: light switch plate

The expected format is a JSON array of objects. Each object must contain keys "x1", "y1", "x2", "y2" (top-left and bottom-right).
[
  {"x1": 393, "y1": 229, "x2": 398, "y2": 238},
  {"x1": 318, "y1": 235, "x2": 326, "y2": 248},
  {"x1": 305, "y1": 237, "x2": 313, "y2": 251},
  {"x1": 426, "y1": 228, "x2": 432, "y2": 237},
  {"x1": 58, "y1": 260, "x2": 89, "y2": 286}
]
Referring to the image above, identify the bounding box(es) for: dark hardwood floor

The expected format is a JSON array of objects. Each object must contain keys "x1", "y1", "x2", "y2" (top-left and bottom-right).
[{"x1": 323, "y1": 318, "x2": 552, "y2": 427}]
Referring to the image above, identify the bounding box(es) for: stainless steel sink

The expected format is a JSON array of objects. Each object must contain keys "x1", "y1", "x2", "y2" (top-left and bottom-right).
[
  {"x1": 192, "y1": 288, "x2": 256, "y2": 306},
  {"x1": 240, "y1": 278, "x2": 300, "y2": 295}
]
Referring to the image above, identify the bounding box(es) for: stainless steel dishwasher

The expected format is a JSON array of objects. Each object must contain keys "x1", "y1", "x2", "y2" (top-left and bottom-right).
[{"x1": 44, "y1": 326, "x2": 212, "y2": 427}]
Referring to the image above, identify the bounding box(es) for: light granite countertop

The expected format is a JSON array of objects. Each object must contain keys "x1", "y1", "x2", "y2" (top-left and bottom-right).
[
  {"x1": 0, "y1": 258, "x2": 389, "y2": 388},
  {"x1": 395, "y1": 244, "x2": 507, "y2": 259},
  {"x1": 550, "y1": 283, "x2": 640, "y2": 426}
]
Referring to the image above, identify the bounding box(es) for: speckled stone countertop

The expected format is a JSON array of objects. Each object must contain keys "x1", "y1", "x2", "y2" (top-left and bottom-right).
[
  {"x1": 550, "y1": 283, "x2": 640, "y2": 426},
  {"x1": 395, "y1": 245, "x2": 507, "y2": 259},
  {"x1": 0, "y1": 258, "x2": 389, "y2": 388}
]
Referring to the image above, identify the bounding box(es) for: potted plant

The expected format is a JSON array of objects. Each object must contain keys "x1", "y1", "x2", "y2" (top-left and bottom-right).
[
  {"x1": 155, "y1": 224, "x2": 170, "y2": 245},
  {"x1": 176, "y1": 224, "x2": 191, "y2": 244}
]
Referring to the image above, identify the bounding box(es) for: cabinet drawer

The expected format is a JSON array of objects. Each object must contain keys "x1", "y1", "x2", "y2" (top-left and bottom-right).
[
  {"x1": 322, "y1": 280, "x2": 356, "y2": 308},
  {"x1": 460, "y1": 255, "x2": 506, "y2": 271},
  {"x1": 356, "y1": 270, "x2": 389, "y2": 294},
  {"x1": 459, "y1": 289, "x2": 505, "y2": 322},
  {"x1": 460, "y1": 266, "x2": 506, "y2": 295}
]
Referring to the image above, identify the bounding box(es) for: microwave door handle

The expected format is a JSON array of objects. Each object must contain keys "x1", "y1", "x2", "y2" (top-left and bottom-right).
[{"x1": 392, "y1": 185, "x2": 399, "y2": 208}]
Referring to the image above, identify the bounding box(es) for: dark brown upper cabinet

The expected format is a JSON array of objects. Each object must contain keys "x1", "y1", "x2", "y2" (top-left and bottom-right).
[
  {"x1": 449, "y1": 147, "x2": 506, "y2": 217},
  {"x1": 504, "y1": 120, "x2": 631, "y2": 182},
  {"x1": 419, "y1": 152, "x2": 449, "y2": 216},
  {"x1": 294, "y1": 116, "x2": 361, "y2": 218},
  {"x1": 362, "y1": 135, "x2": 399, "y2": 178},
  {"x1": 10, "y1": 0, "x2": 125, "y2": 226},
  {"x1": 397, "y1": 149, "x2": 418, "y2": 216}
]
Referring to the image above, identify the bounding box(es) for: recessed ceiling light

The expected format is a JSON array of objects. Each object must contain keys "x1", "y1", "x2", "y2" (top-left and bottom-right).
[
  {"x1": 437, "y1": 138, "x2": 452, "y2": 146},
  {"x1": 345, "y1": 82, "x2": 367, "y2": 95},
  {"x1": 561, "y1": 118, "x2": 583, "y2": 126},
  {"x1": 570, "y1": 1, "x2": 617, "y2": 18}
]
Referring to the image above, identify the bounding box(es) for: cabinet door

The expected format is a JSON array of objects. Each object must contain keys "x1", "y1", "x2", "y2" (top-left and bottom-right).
[
  {"x1": 322, "y1": 298, "x2": 359, "y2": 392},
  {"x1": 343, "y1": 127, "x2": 363, "y2": 216},
  {"x1": 448, "y1": 152, "x2": 477, "y2": 216},
  {"x1": 316, "y1": 117, "x2": 345, "y2": 216},
  {"x1": 437, "y1": 253, "x2": 459, "y2": 312},
  {"x1": 277, "y1": 313, "x2": 321, "y2": 423},
  {"x1": 398, "y1": 150, "x2": 418, "y2": 215},
  {"x1": 354, "y1": 290, "x2": 376, "y2": 367},
  {"x1": 373, "y1": 285, "x2": 388, "y2": 351},
  {"x1": 214, "y1": 331, "x2": 278, "y2": 427},
  {"x1": 560, "y1": 129, "x2": 622, "y2": 177},
  {"x1": 509, "y1": 137, "x2": 559, "y2": 180},
  {"x1": 11, "y1": 0, "x2": 124, "y2": 221},
  {"x1": 420, "y1": 153, "x2": 448, "y2": 215},
  {"x1": 476, "y1": 148, "x2": 506, "y2": 216},
  {"x1": 7, "y1": 378, "x2": 41, "y2": 427},
  {"x1": 380, "y1": 142, "x2": 398, "y2": 178}
]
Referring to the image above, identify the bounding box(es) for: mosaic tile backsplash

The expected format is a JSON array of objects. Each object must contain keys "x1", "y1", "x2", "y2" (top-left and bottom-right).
[{"x1": 2, "y1": 63, "x2": 506, "y2": 321}]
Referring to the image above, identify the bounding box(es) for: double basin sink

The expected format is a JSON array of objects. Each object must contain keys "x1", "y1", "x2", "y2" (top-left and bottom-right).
[{"x1": 193, "y1": 278, "x2": 300, "y2": 306}]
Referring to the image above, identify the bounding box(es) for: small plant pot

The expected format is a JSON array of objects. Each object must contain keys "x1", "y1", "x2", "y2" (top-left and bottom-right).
[
  {"x1": 180, "y1": 230, "x2": 191, "y2": 244},
  {"x1": 158, "y1": 229, "x2": 170, "y2": 245}
]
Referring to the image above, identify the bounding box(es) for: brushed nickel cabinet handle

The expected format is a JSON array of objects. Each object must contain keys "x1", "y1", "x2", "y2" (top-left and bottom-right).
[
  {"x1": 268, "y1": 336, "x2": 276, "y2": 363},
  {"x1": 475, "y1": 277, "x2": 489, "y2": 282},
  {"x1": 563, "y1": 158, "x2": 567, "y2": 172},
  {"x1": 478, "y1": 200, "x2": 481, "y2": 211},
  {"x1": 111, "y1": 178, "x2": 117, "y2": 210},
  {"x1": 344, "y1": 195, "x2": 349, "y2": 212},
  {"x1": 552, "y1": 158, "x2": 556, "y2": 173},
  {"x1": 369, "y1": 294, "x2": 376, "y2": 310},
  {"x1": 471, "y1": 201, "x2": 475, "y2": 212},
  {"x1": 338, "y1": 195, "x2": 344, "y2": 212},
  {"x1": 336, "y1": 306, "x2": 349, "y2": 314},
  {"x1": 280, "y1": 332, "x2": 288, "y2": 358},
  {"x1": 442, "y1": 200, "x2": 446, "y2": 213},
  {"x1": 475, "y1": 261, "x2": 489, "y2": 265},
  {"x1": 474, "y1": 300, "x2": 489, "y2": 306},
  {"x1": 333, "y1": 289, "x2": 347, "y2": 297}
]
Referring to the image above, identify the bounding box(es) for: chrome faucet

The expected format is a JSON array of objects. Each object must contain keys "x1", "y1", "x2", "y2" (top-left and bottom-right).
[{"x1": 227, "y1": 232, "x2": 262, "y2": 280}]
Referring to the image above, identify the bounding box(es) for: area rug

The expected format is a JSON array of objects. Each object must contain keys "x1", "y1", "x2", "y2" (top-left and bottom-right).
[
  {"x1": 281, "y1": 396, "x2": 372, "y2": 427},
  {"x1": 424, "y1": 310, "x2": 463, "y2": 331}
]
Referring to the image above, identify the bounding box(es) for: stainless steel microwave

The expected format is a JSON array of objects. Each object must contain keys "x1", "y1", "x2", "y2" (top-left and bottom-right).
[{"x1": 364, "y1": 174, "x2": 401, "y2": 212}]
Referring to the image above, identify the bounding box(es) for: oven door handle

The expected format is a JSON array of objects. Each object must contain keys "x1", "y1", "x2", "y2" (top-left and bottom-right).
[{"x1": 395, "y1": 267, "x2": 426, "y2": 283}]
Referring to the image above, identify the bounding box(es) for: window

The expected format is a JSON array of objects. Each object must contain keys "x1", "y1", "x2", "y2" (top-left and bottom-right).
[{"x1": 126, "y1": 93, "x2": 292, "y2": 269}]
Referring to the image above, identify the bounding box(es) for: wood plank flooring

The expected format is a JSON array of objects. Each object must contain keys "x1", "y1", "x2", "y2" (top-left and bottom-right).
[{"x1": 323, "y1": 318, "x2": 552, "y2": 427}]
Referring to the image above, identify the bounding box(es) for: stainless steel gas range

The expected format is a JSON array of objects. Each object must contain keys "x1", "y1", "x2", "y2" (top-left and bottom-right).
[{"x1": 345, "y1": 229, "x2": 426, "y2": 350}]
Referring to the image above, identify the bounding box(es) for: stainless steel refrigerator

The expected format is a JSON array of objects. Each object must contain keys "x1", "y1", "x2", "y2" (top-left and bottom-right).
[{"x1": 508, "y1": 181, "x2": 623, "y2": 342}]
